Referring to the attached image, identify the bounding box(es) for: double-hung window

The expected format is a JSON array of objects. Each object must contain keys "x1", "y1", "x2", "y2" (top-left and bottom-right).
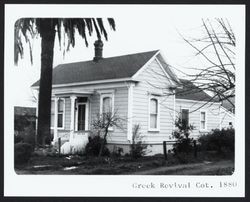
[
  {"x1": 100, "y1": 92, "x2": 114, "y2": 130},
  {"x1": 100, "y1": 93, "x2": 113, "y2": 115},
  {"x1": 149, "y1": 97, "x2": 160, "y2": 131},
  {"x1": 50, "y1": 98, "x2": 65, "y2": 129},
  {"x1": 102, "y1": 96, "x2": 112, "y2": 114},
  {"x1": 200, "y1": 111, "x2": 207, "y2": 130}
]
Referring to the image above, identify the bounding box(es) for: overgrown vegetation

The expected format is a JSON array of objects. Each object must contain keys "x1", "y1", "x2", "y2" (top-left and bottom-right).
[
  {"x1": 198, "y1": 128, "x2": 235, "y2": 156},
  {"x1": 15, "y1": 125, "x2": 36, "y2": 148},
  {"x1": 14, "y1": 110, "x2": 37, "y2": 148},
  {"x1": 129, "y1": 124, "x2": 148, "y2": 159},
  {"x1": 85, "y1": 135, "x2": 110, "y2": 157},
  {"x1": 172, "y1": 116, "x2": 195, "y2": 154},
  {"x1": 15, "y1": 143, "x2": 34, "y2": 165},
  {"x1": 91, "y1": 111, "x2": 124, "y2": 158}
]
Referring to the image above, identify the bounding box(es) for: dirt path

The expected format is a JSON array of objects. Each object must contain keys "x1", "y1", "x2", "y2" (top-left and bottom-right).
[{"x1": 130, "y1": 160, "x2": 234, "y2": 175}]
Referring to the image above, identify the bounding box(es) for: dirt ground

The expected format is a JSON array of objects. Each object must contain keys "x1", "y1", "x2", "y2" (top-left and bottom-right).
[
  {"x1": 131, "y1": 160, "x2": 234, "y2": 175},
  {"x1": 15, "y1": 153, "x2": 234, "y2": 175}
]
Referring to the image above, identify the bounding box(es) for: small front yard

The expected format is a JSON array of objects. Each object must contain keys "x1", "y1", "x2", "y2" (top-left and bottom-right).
[
  {"x1": 14, "y1": 127, "x2": 235, "y2": 175},
  {"x1": 15, "y1": 152, "x2": 234, "y2": 175}
]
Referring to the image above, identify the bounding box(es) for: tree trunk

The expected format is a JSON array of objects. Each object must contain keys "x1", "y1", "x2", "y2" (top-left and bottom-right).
[
  {"x1": 98, "y1": 129, "x2": 108, "y2": 158},
  {"x1": 37, "y1": 19, "x2": 56, "y2": 146}
]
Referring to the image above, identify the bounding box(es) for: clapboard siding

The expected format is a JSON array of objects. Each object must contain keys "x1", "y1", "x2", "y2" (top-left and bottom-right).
[
  {"x1": 88, "y1": 87, "x2": 128, "y2": 143},
  {"x1": 175, "y1": 99, "x2": 221, "y2": 138},
  {"x1": 107, "y1": 87, "x2": 128, "y2": 142},
  {"x1": 54, "y1": 84, "x2": 128, "y2": 143},
  {"x1": 132, "y1": 58, "x2": 175, "y2": 143},
  {"x1": 220, "y1": 107, "x2": 234, "y2": 129}
]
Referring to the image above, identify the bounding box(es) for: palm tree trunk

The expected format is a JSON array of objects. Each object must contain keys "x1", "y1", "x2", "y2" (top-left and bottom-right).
[{"x1": 37, "y1": 19, "x2": 56, "y2": 146}]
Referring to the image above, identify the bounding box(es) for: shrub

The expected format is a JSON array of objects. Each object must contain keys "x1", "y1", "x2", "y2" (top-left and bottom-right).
[
  {"x1": 172, "y1": 116, "x2": 194, "y2": 154},
  {"x1": 198, "y1": 128, "x2": 235, "y2": 155},
  {"x1": 129, "y1": 124, "x2": 147, "y2": 159},
  {"x1": 85, "y1": 135, "x2": 110, "y2": 157},
  {"x1": 14, "y1": 143, "x2": 33, "y2": 165},
  {"x1": 14, "y1": 135, "x2": 23, "y2": 144},
  {"x1": 23, "y1": 126, "x2": 36, "y2": 148},
  {"x1": 14, "y1": 125, "x2": 36, "y2": 148},
  {"x1": 111, "y1": 146, "x2": 124, "y2": 157}
]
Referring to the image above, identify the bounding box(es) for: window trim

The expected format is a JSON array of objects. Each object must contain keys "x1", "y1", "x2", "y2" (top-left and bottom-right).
[
  {"x1": 148, "y1": 96, "x2": 160, "y2": 132},
  {"x1": 51, "y1": 98, "x2": 65, "y2": 130},
  {"x1": 200, "y1": 110, "x2": 207, "y2": 131}
]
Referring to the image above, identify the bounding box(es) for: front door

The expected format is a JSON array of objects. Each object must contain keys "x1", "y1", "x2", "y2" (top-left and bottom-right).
[
  {"x1": 77, "y1": 104, "x2": 86, "y2": 130},
  {"x1": 75, "y1": 102, "x2": 89, "y2": 131}
]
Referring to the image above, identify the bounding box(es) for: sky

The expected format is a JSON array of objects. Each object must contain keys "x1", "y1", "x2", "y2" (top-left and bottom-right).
[{"x1": 7, "y1": 5, "x2": 244, "y2": 107}]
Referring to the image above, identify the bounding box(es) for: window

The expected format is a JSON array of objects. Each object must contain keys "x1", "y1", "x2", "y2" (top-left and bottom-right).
[
  {"x1": 103, "y1": 97, "x2": 112, "y2": 113},
  {"x1": 200, "y1": 111, "x2": 207, "y2": 130},
  {"x1": 100, "y1": 93, "x2": 114, "y2": 131},
  {"x1": 100, "y1": 93, "x2": 114, "y2": 115},
  {"x1": 50, "y1": 98, "x2": 65, "y2": 128},
  {"x1": 149, "y1": 97, "x2": 159, "y2": 131},
  {"x1": 57, "y1": 99, "x2": 64, "y2": 128},
  {"x1": 181, "y1": 109, "x2": 189, "y2": 128}
]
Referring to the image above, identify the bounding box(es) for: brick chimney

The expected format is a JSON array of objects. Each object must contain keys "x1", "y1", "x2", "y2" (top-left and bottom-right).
[{"x1": 93, "y1": 39, "x2": 103, "y2": 62}]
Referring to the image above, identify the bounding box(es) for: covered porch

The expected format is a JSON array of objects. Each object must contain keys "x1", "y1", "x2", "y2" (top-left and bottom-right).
[{"x1": 52, "y1": 89, "x2": 94, "y2": 144}]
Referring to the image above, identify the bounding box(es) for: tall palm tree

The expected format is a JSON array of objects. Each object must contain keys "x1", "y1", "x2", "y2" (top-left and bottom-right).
[{"x1": 14, "y1": 18, "x2": 116, "y2": 146}]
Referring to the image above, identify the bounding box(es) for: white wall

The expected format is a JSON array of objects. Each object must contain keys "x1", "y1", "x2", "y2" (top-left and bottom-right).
[
  {"x1": 132, "y1": 58, "x2": 175, "y2": 143},
  {"x1": 175, "y1": 99, "x2": 222, "y2": 138},
  {"x1": 53, "y1": 84, "x2": 129, "y2": 143},
  {"x1": 220, "y1": 107, "x2": 235, "y2": 129}
]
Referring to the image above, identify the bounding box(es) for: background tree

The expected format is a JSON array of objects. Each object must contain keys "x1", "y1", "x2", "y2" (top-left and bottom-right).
[
  {"x1": 176, "y1": 18, "x2": 235, "y2": 108},
  {"x1": 14, "y1": 18, "x2": 116, "y2": 146}
]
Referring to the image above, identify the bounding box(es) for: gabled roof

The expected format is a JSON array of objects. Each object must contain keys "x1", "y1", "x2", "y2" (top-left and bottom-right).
[
  {"x1": 221, "y1": 97, "x2": 235, "y2": 112},
  {"x1": 176, "y1": 79, "x2": 219, "y2": 102},
  {"x1": 32, "y1": 50, "x2": 161, "y2": 87}
]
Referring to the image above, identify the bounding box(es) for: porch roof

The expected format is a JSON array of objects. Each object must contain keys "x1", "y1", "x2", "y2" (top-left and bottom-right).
[{"x1": 53, "y1": 89, "x2": 94, "y2": 97}]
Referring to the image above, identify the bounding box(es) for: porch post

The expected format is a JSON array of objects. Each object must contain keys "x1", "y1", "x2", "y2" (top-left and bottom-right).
[
  {"x1": 70, "y1": 96, "x2": 77, "y2": 141},
  {"x1": 53, "y1": 97, "x2": 59, "y2": 143},
  {"x1": 127, "y1": 83, "x2": 135, "y2": 141}
]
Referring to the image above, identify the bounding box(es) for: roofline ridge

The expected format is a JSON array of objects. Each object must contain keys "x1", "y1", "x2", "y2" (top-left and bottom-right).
[{"x1": 52, "y1": 50, "x2": 160, "y2": 67}]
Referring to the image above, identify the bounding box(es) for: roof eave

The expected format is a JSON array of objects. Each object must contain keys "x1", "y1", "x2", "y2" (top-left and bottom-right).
[{"x1": 31, "y1": 77, "x2": 138, "y2": 90}]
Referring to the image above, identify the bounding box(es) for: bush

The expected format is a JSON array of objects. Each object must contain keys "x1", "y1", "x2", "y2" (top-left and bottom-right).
[
  {"x1": 14, "y1": 135, "x2": 23, "y2": 144},
  {"x1": 130, "y1": 142, "x2": 147, "y2": 159},
  {"x1": 14, "y1": 143, "x2": 33, "y2": 165},
  {"x1": 23, "y1": 126, "x2": 36, "y2": 148},
  {"x1": 172, "y1": 116, "x2": 194, "y2": 154},
  {"x1": 129, "y1": 124, "x2": 147, "y2": 159},
  {"x1": 111, "y1": 146, "x2": 124, "y2": 157},
  {"x1": 198, "y1": 128, "x2": 235, "y2": 155},
  {"x1": 14, "y1": 125, "x2": 36, "y2": 148},
  {"x1": 172, "y1": 136, "x2": 194, "y2": 154},
  {"x1": 85, "y1": 135, "x2": 110, "y2": 157}
]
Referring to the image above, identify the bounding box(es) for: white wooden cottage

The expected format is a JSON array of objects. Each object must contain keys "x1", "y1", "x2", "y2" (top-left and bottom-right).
[{"x1": 32, "y1": 41, "x2": 234, "y2": 155}]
